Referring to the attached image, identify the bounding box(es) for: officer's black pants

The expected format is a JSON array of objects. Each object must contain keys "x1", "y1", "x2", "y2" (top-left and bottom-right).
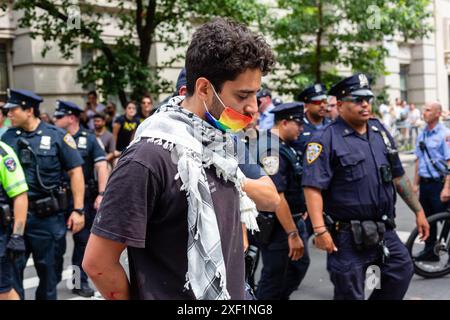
[
  {"x1": 327, "y1": 229, "x2": 413, "y2": 300},
  {"x1": 419, "y1": 180, "x2": 448, "y2": 251},
  {"x1": 72, "y1": 204, "x2": 96, "y2": 285},
  {"x1": 13, "y1": 212, "x2": 66, "y2": 300},
  {"x1": 256, "y1": 218, "x2": 310, "y2": 300},
  {"x1": 55, "y1": 198, "x2": 95, "y2": 286}
]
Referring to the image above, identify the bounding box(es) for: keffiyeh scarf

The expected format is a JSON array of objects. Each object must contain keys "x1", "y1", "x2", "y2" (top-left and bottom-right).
[{"x1": 130, "y1": 96, "x2": 259, "y2": 300}]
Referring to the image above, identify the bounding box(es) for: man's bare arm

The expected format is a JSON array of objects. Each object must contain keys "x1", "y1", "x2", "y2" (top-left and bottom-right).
[
  {"x1": 243, "y1": 176, "x2": 280, "y2": 212},
  {"x1": 83, "y1": 234, "x2": 129, "y2": 300},
  {"x1": 394, "y1": 174, "x2": 423, "y2": 214},
  {"x1": 12, "y1": 192, "x2": 28, "y2": 235}
]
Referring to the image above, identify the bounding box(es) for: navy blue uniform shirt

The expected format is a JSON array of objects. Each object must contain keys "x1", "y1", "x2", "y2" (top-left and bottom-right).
[
  {"x1": 256, "y1": 130, "x2": 305, "y2": 214},
  {"x1": 1, "y1": 121, "x2": 84, "y2": 199},
  {"x1": 302, "y1": 117, "x2": 404, "y2": 221},
  {"x1": 73, "y1": 128, "x2": 106, "y2": 183},
  {"x1": 291, "y1": 113, "x2": 331, "y2": 155}
]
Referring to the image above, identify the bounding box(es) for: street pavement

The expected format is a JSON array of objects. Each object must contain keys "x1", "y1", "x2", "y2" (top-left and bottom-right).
[{"x1": 21, "y1": 153, "x2": 450, "y2": 300}]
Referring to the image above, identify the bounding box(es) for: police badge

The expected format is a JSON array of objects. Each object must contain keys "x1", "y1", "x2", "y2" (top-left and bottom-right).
[
  {"x1": 306, "y1": 142, "x2": 322, "y2": 164},
  {"x1": 359, "y1": 74, "x2": 369, "y2": 87}
]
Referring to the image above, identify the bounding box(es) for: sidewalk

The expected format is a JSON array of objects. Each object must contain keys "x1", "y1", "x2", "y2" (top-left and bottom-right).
[{"x1": 399, "y1": 152, "x2": 416, "y2": 164}]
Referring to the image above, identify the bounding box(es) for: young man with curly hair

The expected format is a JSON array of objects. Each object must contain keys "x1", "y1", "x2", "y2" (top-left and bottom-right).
[{"x1": 83, "y1": 18, "x2": 276, "y2": 300}]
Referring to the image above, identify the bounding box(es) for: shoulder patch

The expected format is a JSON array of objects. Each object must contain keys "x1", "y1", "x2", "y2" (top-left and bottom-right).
[
  {"x1": 4, "y1": 157, "x2": 16, "y2": 172},
  {"x1": 306, "y1": 142, "x2": 322, "y2": 164},
  {"x1": 261, "y1": 156, "x2": 279, "y2": 175},
  {"x1": 63, "y1": 134, "x2": 77, "y2": 149}
]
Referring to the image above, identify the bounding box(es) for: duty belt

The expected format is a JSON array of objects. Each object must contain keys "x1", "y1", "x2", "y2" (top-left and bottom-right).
[
  {"x1": 334, "y1": 219, "x2": 395, "y2": 232},
  {"x1": 420, "y1": 176, "x2": 444, "y2": 184}
]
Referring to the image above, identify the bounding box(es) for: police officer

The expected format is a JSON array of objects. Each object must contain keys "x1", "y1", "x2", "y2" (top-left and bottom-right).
[
  {"x1": 291, "y1": 84, "x2": 332, "y2": 239},
  {"x1": 255, "y1": 102, "x2": 310, "y2": 300},
  {"x1": 291, "y1": 83, "x2": 331, "y2": 156},
  {"x1": 53, "y1": 100, "x2": 108, "y2": 297},
  {"x1": 0, "y1": 141, "x2": 28, "y2": 300},
  {"x1": 302, "y1": 73, "x2": 429, "y2": 300},
  {"x1": 1, "y1": 89, "x2": 85, "y2": 300},
  {"x1": 413, "y1": 101, "x2": 450, "y2": 262},
  {"x1": 257, "y1": 89, "x2": 275, "y2": 130}
]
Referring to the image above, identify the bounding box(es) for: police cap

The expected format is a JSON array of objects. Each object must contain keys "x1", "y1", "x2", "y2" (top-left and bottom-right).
[
  {"x1": 270, "y1": 102, "x2": 304, "y2": 123},
  {"x1": 328, "y1": 73, "x2": 374, "y2": 100},
  {"x1": 176, "y1": 68, "x2": 187, "y2": 93},
  {"x1": 256, "y1": 89, "x2": 272, "y2": 100},
  {"x1": 54, "y1": 100, "x2": 84, "y2": 117},
  {"x1": 4, "y1": 89, "x2": 43, "y2": 109},
  {"x1": 272, "y1": 97, "x2": 283, "y2": 106},
  {"x1": 297, "y1": 83, "x2": 327, "y2": 103}
]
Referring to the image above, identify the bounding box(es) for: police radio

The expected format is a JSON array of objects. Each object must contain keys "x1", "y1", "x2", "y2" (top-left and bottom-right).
[{"x1": 17, "y1": 138, "x2": 33, "y2": 165}]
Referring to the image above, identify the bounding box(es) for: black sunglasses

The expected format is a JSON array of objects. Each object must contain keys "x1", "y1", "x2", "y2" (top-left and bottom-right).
[{"x1": 341, "y1": 96, "x2": 374, "y2": 105}]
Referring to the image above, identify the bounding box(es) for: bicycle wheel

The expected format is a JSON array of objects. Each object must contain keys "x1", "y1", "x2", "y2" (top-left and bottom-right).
[{"x1": 405, "y1": 211, "x2": 450, "y2": 278}]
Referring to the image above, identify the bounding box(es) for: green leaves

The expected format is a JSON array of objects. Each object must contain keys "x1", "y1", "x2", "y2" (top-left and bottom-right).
[
  {"x1": 264, "y1": 0, "x2": 432, "y2": 98},
  {"x1": 12, "y1": 0, "x2": 263, "y2": 106}
]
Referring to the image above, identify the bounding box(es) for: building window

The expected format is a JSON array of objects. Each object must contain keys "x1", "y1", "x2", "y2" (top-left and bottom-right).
[
  {"x1": 81, "y1": 45, "x2": 96, "y2": 92},
  {"x1": 400, "y1": 64, "x2": 409, "y2": 102},
  {"x1": 0, "y1": 43, "x2": 9, "y2": 101}
]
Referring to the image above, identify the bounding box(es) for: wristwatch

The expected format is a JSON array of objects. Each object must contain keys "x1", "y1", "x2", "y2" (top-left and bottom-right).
[{"x1": 73, "y1": 208, "x2": 85, "y2": 216}]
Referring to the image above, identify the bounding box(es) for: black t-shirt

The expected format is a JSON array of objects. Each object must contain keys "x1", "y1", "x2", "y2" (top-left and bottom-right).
[
  {"x1": 114, "y1": 115, "x2": 140, "y2": 152},
  {"x1": 92, "y1": 139, "x2": 245, "y2": 300}
]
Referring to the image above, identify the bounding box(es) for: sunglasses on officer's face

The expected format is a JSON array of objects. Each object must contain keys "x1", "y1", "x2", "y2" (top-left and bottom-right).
[
  {"x1": 54, "y1": 115, "x2": 66, "y2": 120},
  {"x1": 341, "y1": 96, "x2": 374, "y2": 105},
  {"x1": 309, "y1": 99, "x2": 327, "y2": 105}
]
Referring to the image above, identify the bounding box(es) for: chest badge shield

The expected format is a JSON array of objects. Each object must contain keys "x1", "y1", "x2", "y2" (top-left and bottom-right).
[
  {"x1": 261, "y1": 156, "x2": 279, "y2": 175},
  {"x1": 306, "y1": 142, "x2": 322, "y2": 164},
  {"x1": 39, "y1": 136, "x2": 51, "y2": 150},
  {"x1": 77, "y1": 136, "x2": 87, "y2": 149}
]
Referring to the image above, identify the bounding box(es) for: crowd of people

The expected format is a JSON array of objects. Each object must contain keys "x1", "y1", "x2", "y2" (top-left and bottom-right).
[{"x1": 0, "y1": 17, "x2": 448, "y2": 302}]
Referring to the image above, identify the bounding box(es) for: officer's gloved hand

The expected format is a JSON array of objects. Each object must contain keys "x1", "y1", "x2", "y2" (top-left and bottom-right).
[{"x1": 6, "y1": 234, "x2": 26, "y2": 262}]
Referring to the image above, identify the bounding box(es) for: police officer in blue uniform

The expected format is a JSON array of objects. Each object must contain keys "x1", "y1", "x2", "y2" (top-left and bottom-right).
[
  {"x1": 254, "y1": 102, "x2": 310, "y2": 300},
  {"x1": 54, "y1": 100, "x2": 108, "y2": 297},
  {"x1": 413, "y1": 101, "x2": 450, "y2": 262},
  {"x1": 302, "y1": 74, "x2": 430, "y2": 300},
  {"x1": 1, "y1": 89, "x2": 85, "y2": 300},
  {"x1": 291, "y1": 83, "x2": 331, "y2": 156},
  {"x1": 257, "y1": 89, "x2": 275, "y2": 130}
]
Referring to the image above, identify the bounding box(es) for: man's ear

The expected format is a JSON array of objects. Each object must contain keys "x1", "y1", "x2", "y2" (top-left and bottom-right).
[
  {"x1": 195, "y1": 78, "x2": 211, "y2": 102},
  {"x1": 337, "y1": 100, "x2": 344, "y2": 113}
]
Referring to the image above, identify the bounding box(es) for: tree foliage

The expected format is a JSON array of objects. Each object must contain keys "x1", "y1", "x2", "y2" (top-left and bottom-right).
[
  {"x1": 6, "y1": 0, "x2": 264, "y2": 106},
  {"x1": 263, "y1": 0, "x2": 433, "y2": 97}
]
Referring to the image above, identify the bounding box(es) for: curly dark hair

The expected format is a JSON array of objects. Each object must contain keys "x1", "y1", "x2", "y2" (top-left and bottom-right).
[{"x1": 185, "y1": 17, "x2": 275, "y2": 96}]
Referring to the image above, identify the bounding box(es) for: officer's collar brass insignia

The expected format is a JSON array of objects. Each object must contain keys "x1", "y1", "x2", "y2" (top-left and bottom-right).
[
  {"x1": 261, "y1": 156, "x2": 279, "y2": 175},
  {"x1": 306, "y1": 142, "x2": 322, "y2": 164},
  {"x1": 359, "y1": 74, "x2": 369, "y2": 87}
]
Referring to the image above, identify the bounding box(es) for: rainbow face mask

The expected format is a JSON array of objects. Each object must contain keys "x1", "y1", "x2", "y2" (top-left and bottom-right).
[{"x1": 203, "y1": 85, "x2": 253, "y2": 133}]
